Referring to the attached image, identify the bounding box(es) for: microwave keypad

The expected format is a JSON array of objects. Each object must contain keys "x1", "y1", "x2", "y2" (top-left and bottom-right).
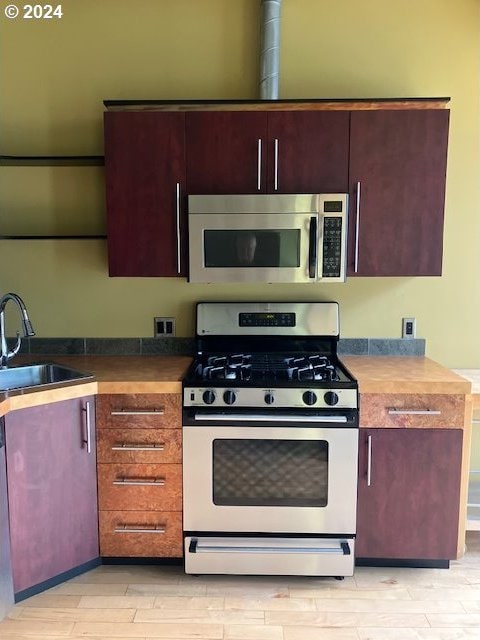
[{"x1": 322, "y1": 217, "x2": 343, "y2": 278}]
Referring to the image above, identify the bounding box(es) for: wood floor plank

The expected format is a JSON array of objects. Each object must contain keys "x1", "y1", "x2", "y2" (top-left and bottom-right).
[
  {"x1": 79, "y1": 596, "x2": 155, "y2": 609},
  {"x1": 8, "y1": 606, "x2": 136, "y2": 622},
  {"x1": 266, "y1": 610, "x2": 430, "y2": 627},
  {"x1": 72, "y1": 621, "x2": 223, "y2": 638}
]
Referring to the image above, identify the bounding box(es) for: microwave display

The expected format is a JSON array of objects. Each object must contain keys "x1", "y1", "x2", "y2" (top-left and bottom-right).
[
  {"x1": 204, "y1": 229, "x2": 301, "y2": 268},
  {"x1": 323, "y1": 200, "x2": 344, "y2": 213}
]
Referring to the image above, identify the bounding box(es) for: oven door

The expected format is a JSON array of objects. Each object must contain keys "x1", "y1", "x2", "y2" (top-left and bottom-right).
[
  {"x1": 188, "y1": 212, "x2": 318, "y2": 283},
  {"x1": 183, "y1": 422, "x2": 358, "y2": 535}
]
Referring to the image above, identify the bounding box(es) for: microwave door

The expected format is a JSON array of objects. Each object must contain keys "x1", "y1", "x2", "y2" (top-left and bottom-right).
[{"x1": 188, "y1": 213, "x2": 315, "y2": 283}]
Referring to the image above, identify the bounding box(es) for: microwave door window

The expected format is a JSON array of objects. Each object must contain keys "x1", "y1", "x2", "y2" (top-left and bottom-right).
[{"x1": 203, "y1": 230, "x2": 301, "y2": 268}]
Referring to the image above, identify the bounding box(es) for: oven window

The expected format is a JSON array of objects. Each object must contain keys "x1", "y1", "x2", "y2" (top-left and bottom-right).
[
  {"x1": 203, "y1": 230, "x2": 300, "y2": 268},
  {"x1": 212, "y1": 439, "x2": 328, "y2": 507}
]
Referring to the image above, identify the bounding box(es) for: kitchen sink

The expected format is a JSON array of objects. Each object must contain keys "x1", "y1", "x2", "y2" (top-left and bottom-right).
[{"x1": 0, "y1": 363, "x2": 94, "y2": 393}]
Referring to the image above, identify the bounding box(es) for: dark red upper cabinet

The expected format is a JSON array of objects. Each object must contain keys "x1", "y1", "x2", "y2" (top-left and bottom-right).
[
  {"x1": 186, "y1": 111, "x2": 267, "y2": 194},
  {"x1": 266, "y1": 111, "x2": 349, "y2": 193},
  {"x1": 186, "y1": 110, "x2": 349, "y2": 194},
  {"x1": 348, "y1": 109, "x2": 449, "y2": 276},
  {"x1": 104, "y1": 111, "x2": 186, "y2": 277}
]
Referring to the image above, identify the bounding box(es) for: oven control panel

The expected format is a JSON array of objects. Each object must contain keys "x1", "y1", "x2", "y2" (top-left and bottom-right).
[
  {"x1": 239, "y1": 312, "x2": 296, "y2": 327},
  {"x1": 184, "y1": 387, "x2": 357, "y2": 409}
]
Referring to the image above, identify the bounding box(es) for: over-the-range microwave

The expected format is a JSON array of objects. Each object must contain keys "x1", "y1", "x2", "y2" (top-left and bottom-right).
[{"x1": 188, "y1": 193, "x2": 348, "y2": 284}]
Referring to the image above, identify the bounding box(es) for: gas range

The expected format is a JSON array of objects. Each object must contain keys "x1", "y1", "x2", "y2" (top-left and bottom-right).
[
  {"x1": 182, "y1": 302, "x2": 359, "y2": 578},
  {"x1": 182, "y1": 302, "x2": 358, "y2": 411}
]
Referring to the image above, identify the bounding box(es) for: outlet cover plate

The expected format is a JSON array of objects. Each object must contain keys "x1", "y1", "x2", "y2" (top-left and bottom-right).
[
  {"x1": 402, "y1": 317, "x2": 416, "y2": 339},
  {"x1": 154, "y1": 317, "x2": 176, "y2": 338}
]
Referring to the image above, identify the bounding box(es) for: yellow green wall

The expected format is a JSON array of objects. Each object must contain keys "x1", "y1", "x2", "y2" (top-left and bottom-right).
[{"x1": 1, "y1": 0, "x2": 479, "y2": 367}]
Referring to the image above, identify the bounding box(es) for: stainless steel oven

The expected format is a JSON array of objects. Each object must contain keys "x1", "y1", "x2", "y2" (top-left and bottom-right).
[
  {"x1": 188, "y1": 194, "x2": 348, "y2": 283},
  {"x1": 183, "y1": 418, "x2": 358, "y2": 576},
  {"x1": 182, "y1": 302, "x2": 359, "y2": 577}
]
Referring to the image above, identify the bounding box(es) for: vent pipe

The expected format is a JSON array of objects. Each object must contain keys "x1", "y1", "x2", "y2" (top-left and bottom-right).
[{"x1": 259, "y1": 0, "x2": 282, "y2": 99}]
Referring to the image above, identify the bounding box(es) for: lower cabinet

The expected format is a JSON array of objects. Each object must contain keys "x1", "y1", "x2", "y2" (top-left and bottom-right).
[
  {"x1": 356, "y1": 428, "x2": 463, "y2": 562},
  {"x1": 5, "y1": 396, "x2": 99, "y2": 596},
  {"x1": 96, "y1": 393, "x2": 183, "y2": 558}
]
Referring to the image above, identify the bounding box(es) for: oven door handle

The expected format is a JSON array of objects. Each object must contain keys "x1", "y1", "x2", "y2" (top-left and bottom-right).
[
  {"x1": 193, "y1": 413, "x2": 348, "y2": 423},
  {"x1": 308, "y1": 215, "x2": 318, "y2": 279},
  {"x1": 189, "y1": 539, "x2": 351, "y2": 555}
]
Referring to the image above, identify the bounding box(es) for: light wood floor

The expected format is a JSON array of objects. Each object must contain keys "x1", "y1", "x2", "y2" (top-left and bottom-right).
[{"x1": 2, "y1": 533, "x2": 480, "y2": 639}]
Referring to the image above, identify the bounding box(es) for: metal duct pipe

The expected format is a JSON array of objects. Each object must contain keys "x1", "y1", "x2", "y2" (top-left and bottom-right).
[{"x1": 259, "y1": 0, "x2": 282, "y2": 99}]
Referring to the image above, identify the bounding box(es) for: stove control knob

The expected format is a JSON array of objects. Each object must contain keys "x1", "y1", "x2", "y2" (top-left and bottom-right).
[
  {"x1": 324, "y1": 391, "x2": 339, "y2": 406},
  {"x1": 264, "y1": 392, "x2": 275, "y2": 405},
  {"x1": 302, "y1": 390, "x2": 317, "y2": 406},
  {"x1": 223, "y1": 390, "x2": 237, "y2": 405},
  {"x1": 202, "y1": 390, "x2": 216, "y2": 405}
]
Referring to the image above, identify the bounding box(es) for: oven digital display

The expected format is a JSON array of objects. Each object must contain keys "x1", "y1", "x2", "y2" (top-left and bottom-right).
[{"x1": 239, "y1": 312, "x2": 296, "y2": 327}]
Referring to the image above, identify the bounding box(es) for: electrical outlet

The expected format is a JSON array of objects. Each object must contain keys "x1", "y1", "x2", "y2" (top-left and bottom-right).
[
  {"x1": 402, "y1": 317, "x2": 416, "y2": 339},
  {"x1": 154, "y1": 317, "x2": 176, "y2": 337}
]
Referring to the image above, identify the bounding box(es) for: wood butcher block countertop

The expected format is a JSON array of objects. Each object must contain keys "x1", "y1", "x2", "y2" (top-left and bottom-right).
[
  {"x1": 0, "y1": 355, "x2": 192, "y2": 417},
  {"x1": 0, "y1": 354, "x2": 474, "y2": 419},
  {"x1": 452, "y1": 369, "x2": 480, "y2": 409},
  {"x1": 343, "y1": 356, "x2": 472, "y2": 394}
]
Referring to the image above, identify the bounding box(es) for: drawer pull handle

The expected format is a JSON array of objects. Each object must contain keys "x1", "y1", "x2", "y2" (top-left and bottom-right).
[
  {"x1": 472, "y1": 419, "x2": 480, "y2": 425},
  {"x1": 111, "y1": 443, "x2": 165, "y2": 451},
  {"x1": 113, "y1": 477, "x2": 166, "y2": 486},
  {"x1": 111, "y1": 409, "x2": 165, "y2": 416},
  {"x1": 387, "y1": 408, "x2": 441, "y2": 416},
  {"x1": 114, "y1": 524, "x2": 166, "y2": 534}
]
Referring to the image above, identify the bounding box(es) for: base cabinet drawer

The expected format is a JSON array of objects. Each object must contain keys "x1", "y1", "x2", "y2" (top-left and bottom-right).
[
  {"x1": 96, "y1": 394, "x2": 181, "y2": 430},
  {"x1": 360, "y1": 394, "x2": 465, "y2": 428},
  {"x1": 99, "y1": 510, "x2": 182, "y2": 557},
  {"x1": 98, "y1": 463, "x2": 182, "y2": 511},
  {"x1": 97, "y1": 428, "x2": 182, "y2": 464}
]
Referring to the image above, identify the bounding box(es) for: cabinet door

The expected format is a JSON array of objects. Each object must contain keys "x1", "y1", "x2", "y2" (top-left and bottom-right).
[
  {"x1": 266, "y1": 111, "x2": 349, "y2": 193},
  {"x1": 356, "y1": 428, "x2": 462, "y2": 560},
  {"x1": 104, "y1": 111, "x2": 186, "y2": 276},
  {"x1": 186, "y1": 111, "x2": 267, "y2": 194},
  {"x1": 5, "y1": 397, "x2": 98, "y2": 594},
  {"x1": 348, "y1": 109, "x2": 449, "y2": 276}
]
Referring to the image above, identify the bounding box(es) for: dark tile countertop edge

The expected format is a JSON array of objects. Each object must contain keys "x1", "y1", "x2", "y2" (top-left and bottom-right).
[{"x1": 10, "y1": 337, "x2": 426, "y2": 357}]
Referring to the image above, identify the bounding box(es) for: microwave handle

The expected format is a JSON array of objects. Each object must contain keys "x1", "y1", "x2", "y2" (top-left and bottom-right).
[{"x1": 308, "y1": 216, "x2": 317, "y2": 279}]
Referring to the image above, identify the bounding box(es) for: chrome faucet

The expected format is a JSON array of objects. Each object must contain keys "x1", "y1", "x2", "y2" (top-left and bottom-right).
[{"x1": 0, "y1": 293, "x2": 35, "y2": 368}]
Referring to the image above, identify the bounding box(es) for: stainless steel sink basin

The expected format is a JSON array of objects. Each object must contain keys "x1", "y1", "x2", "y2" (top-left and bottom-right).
[{"x1": 0, "y1": 363, "x2": 94, "y2": 393}]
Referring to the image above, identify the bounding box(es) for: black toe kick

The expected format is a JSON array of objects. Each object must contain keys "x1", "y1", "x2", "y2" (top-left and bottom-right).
[{"x1": 355, "y1": 557, "x2": 450, "y2": 569}]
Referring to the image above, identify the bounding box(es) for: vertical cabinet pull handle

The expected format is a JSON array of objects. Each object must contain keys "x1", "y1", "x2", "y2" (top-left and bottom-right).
[
  {"x1": 367, "y1": 434, "x2": 372, "y2": 487},
  {"x1": 175, "y1": 182, "x2": 181, "y2": 274},
  {"x1": 257, "y1": 139, "x2": 262, "y2": 191},
  {"x1": 83, "y1": 401, "x2": 92, "y2": 454},
  {"x1": 274, "y1": 138, "x2": 279, "y2": 191},
  {"x1": 354, "y1": 181, "x2": 361, "y2": 273}
]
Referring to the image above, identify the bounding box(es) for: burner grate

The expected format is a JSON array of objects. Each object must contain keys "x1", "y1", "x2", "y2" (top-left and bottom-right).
[{"x1": 195, "y1": 352, "x2": 341, "y2": 383}]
